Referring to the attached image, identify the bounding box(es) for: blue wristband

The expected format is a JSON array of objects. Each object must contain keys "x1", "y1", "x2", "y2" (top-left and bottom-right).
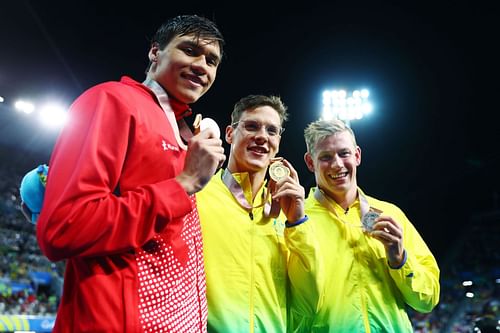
[
  {"x1": 388, "y1": 250, "x2": 407, "y2": 269},
  {"x1": 285, "y1": 215, "x2": 309, "y2": 228}
]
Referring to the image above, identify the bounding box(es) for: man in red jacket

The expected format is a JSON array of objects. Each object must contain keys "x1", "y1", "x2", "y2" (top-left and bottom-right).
[{"x1": 36, "y1": 15, "x2": 226, "y2": 332}]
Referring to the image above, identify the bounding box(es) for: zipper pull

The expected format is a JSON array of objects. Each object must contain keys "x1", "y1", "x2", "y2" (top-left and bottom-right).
[{"x1": 249, "y1": 211, "x2": 254, "y2": 220}]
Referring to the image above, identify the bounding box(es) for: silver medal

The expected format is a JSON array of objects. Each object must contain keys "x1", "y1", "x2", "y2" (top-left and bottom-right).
[{"x1": 362, "y1": 210, "x2": 380, "y2": 232}]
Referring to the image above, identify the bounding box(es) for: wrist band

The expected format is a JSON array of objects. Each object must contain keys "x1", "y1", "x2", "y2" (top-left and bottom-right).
[{"x1": 285, "y1": 215, "x2": 309, "y2": 228}]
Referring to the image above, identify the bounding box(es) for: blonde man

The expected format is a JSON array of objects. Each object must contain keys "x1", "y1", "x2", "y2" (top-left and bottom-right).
[{"x1": 302, "y1": 118, "x2": 440, "y2": 332}]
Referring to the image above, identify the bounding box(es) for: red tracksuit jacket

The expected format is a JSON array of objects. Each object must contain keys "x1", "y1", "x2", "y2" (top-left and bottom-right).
[{"x1": 37, "y1": 76, "x2": 207, "y2": 332}]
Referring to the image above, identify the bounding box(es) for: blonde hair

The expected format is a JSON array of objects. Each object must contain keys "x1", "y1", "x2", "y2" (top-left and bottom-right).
[{"x1": 304, "y1": 119, "x2": 357, "y2": 156}]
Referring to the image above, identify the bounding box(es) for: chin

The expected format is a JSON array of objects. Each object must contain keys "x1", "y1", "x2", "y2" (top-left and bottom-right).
[
  {"x1": 247, "y1": 161, "x2": 267, "y2": 172},
  {"x1": 174, "y1": 89, "x2": 203, "y2": 104},
  {"x1": 179, "y1": 94, "x2": 199, "y2": 104}
]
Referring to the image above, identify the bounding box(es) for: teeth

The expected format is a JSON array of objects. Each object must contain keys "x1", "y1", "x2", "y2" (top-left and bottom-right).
[
  {"x1": 331, "y1": 172, "x2": 347, "y2": 179},
  {"x1": 249, "y1": 147, "x2": 268, "y2": 153}
]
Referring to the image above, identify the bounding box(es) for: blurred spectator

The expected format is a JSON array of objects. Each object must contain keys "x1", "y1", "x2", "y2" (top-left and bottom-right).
[{"x1": 0, "y1": 152, "x2": 63, "y2": 316}]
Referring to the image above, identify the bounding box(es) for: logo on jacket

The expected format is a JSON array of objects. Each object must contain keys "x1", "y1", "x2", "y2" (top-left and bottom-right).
[
  {"x1": 162, "y1": 140, "x2": 179, "y2": 152},
  {"x1": 273, "y1": 219, "x2": 285, "y2": 237}
]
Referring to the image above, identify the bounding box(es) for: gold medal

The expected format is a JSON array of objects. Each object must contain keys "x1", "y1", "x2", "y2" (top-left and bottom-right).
[{"x1": 269, "y1": 161, "x2": 290, "y2": 182}]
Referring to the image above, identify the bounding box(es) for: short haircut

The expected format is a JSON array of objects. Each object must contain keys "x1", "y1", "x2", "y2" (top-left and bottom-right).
[
  {"x1": 304, "y1": 119, "x2": 357, "y2": 156},
  {"x1": 146, "y1": 14, "x2": 225, "y2": 72},
  {"x1": 230, "y1": 95, "x2": 289, "y2": 125}
]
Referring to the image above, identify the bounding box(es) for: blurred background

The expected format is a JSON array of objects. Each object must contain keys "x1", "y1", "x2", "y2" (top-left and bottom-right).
[{"x1": 1, "y1": 1, "x2": 498, "y2": 332}]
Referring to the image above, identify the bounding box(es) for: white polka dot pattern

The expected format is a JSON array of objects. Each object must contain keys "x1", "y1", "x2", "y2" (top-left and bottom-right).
[{"x1": 136, "y1": 196, "x2": 207, "y2": 332}]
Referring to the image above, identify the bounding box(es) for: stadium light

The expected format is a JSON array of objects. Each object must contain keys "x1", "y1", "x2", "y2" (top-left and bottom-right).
[
  {"x1": 39, "y1": 103, "x2": 68, "y2": 129},
  {"x1": 14, "y1": 99, "x2": 35, "y2": 114},
  {"x1": 0, "y1": 95, "x2": 4, "y2": 103},
  {"x1": 8, "y1": 94, "x2": 70, "y2": 130},
  {"x1": 322, "y1": 88, "x2": 372, "y2": 127}
]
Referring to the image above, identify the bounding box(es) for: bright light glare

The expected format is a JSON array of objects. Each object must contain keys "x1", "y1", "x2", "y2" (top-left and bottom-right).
[
  {"x1": 14, "y1": 100, "x2": 35, "y2": 114},
  {"x1": 0, "y1": 96, "x2": 4, "y2": 103},
  {"x1": 465, "y1": 292, "x2": 474, "y2": 298},
  {"x1": 362, "y1": 103, "x2": 373, "y2": 114},
  {"x1": 39, "y1": 103, "x2": 68, "y2": 128},
  {"x1": 321, "y1": 88, "x2": 372, "y2": 123},
  {"x1": 322, "y1": 105, "x2": 334, "y2": 120},
  {"x1": 462, "y1": 280, "x2": 473, "y2": 287}
]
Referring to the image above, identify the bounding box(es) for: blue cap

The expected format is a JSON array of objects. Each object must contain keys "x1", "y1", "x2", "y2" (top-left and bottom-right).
[{"x1": 19, "y1": 164, "x2": 48, "y2": 224}]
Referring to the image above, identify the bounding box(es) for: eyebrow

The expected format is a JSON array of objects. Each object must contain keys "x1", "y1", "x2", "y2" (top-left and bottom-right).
[
  {"x1": 243, "y1": 119, "x2": 281, "y2": 127},
  {"x1": 181, "y1": 40, "x2": 221, "y2": 65}
]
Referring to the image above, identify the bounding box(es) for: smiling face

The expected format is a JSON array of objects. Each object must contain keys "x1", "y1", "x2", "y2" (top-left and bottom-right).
[
  {"x1": 304, "y1": 131, "x2": 361, "y2": 204},
  {"x1": 226, "y1": 106, "x2": 282, "y2": 175},
  {"x1": 147, "y1": 34, "x2": 221, "y2": 104}
]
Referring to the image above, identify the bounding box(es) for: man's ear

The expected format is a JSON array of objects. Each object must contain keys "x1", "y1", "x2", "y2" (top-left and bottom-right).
[
  {"x1": 225, "y1": 125, "x2": 234, "y2": 144},
  {"x1": 148, "y1": 42, "x2": 160, "y2": 62},
  {"x1": 304, "y1": 152, "x2": 315, "y2": 172},
  {"x1": 355, "y1": 146, "x2": 362, "y2": 166}
]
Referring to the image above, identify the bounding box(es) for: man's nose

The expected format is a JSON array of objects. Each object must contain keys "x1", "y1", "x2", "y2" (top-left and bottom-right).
[
  {"x1": 331, "y1": 155, "x2": 343, "y2": 167},
  {"x1": 191, "y1": 56, "x2": 208, "y2": 74}
]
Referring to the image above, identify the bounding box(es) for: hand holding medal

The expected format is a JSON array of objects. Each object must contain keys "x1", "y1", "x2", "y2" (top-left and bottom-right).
[
  {"x1": 367, "y1": 214, "x2": 405, "y2": 268},
  {"x1": 183, "y1": 114, "x2": 225, "y2": 185},
  {"x1": 267, "y1": 158, "x2": 306, "y2": 224}
]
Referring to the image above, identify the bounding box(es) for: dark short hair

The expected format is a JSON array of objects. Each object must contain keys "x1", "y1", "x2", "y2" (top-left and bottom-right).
[
  {"x1": 231, "y1": 95, "x2": 289, "y2": 125},
  {"x1": 152, "y1": 14, "x2": 225, "y2": 59}
]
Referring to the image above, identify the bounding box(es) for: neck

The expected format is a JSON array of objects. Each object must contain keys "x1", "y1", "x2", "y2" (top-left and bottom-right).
[
  {"x1": 143, "y1": 77, "x2": 191, "y2": 119},
  {"x1": 227, "y1": 165, "x2": 267, "y2": 201},
  {"x1": 248, "y1": 171, "x2": 267, "y2": 200},
  {"x1": 320, "y1": 186, "x2": 358, "y2": 211}
]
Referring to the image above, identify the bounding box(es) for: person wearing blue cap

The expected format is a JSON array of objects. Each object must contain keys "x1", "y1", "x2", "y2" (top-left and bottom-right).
[{"x1": 19, "y1": 164, "x2": 48, "y2": 224}]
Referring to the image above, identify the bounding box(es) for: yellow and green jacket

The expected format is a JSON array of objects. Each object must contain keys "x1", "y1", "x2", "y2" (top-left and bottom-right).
[
  {"x1": 304, "y1": 187, "x2": 440, "y2": 333},
  {"x1": 196, "y1": 169, "x2": 321, "y2": 333}
]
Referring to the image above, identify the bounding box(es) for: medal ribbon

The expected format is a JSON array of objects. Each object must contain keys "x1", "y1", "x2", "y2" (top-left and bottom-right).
[
  {"x1": 313, "y1": 187, "x2": 372, "y2": 226},
  {"x1": 221, "y1": 169, "x2": 280, "y2": 218},
  {"x1": 143, "y1": 79, "x2": 193, "y2": 149}
]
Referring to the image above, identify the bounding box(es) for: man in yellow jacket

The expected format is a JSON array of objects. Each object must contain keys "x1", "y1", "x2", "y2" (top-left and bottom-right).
[
  {"x1": 302, "y1": 118, "x2": 440, "y2": 332},
  {"x1": 196, "y1": 95, "x2": 321, "y2": 333}
]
